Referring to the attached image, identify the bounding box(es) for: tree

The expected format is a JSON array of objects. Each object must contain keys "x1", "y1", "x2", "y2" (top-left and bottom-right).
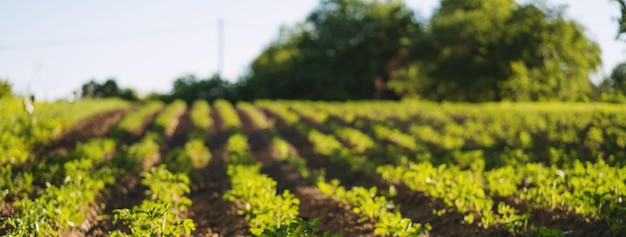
[
  {"x1": 118, "y1": 88, "x2": 139, "y2": 101},
  {"x1": 0, "y1": 80, "x2": 12, "y2": 98},
  {"x1": 398, "y1": 0, "x2": 601, "y2": 102},
  {"x1": 80, "y1": 78, "x2": 138, "y2": 101},
  {"x1": 609, "y1": 62, "x2": 626, "y2": 93},
  {"x1": 592, "y1": 64, "x2": 626, "y2": 103},
  {"x1": 168, "y1": 74, "x2": 238, "y2": 104},
  {"x1": 240, "y1": 0, "x2": 420, "y2": 100},
  {"x1": 101, "y1": 79, "x2": 119, "y2": 98},
  {"x1": 616, "y1": 0, "x2": 626, "y2": 39}
]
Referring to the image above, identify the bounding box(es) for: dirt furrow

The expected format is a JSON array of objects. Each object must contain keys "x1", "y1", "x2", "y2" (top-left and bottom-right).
[
  {"x1": 187, "y1": 106, "x2": 249, "y2": 237},
  {"x1": 264, "y1": 108, "x2": 508, "y2": 236},
  {"x1": 493, "y1": 195, "x2": 623, "y2": 237},
  {"x1": 86, "y1": 108, "x2": 187, "y2": 236},
  {"x1": 326, "y1": 113, "x2": 620, "y2": 236},
  {"x1": 239, "y1": 108, "x2": 376, "y2": 236},
  {"x1": 44, "y1": 107, "x2": 134, "y2": 158},
  {"x1": 116, "y1": 107, "x2": 163, "y2": 145},
  {"x1": 1, "y1": 108, "x2": 134, "y2": 221},
  {"x1": 168, "y1": 109, "x2": 193, "y2": 148}
]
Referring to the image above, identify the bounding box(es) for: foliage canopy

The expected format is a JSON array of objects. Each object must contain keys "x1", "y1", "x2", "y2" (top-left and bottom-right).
[
  {"x1": 393, "y1": 0, "x2": 601, "y2": 102},
  {"x1": 241, "y1": 0, "x2": 602, "y2": 102},
  {"x1": 0, "y1": 80, "x2": 12, "y2": 98},
  {"x1": 239, "y1": 0, "x2": 420, "y2": 100}
]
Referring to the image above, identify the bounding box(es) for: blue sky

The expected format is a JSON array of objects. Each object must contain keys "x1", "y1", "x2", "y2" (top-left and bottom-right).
[{"x1": 0, "y1": 0, "x2": 623, "y2": 101}]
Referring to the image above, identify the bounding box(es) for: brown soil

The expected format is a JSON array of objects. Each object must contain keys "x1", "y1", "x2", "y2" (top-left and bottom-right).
[
  {"x1": 187, "y1": 106, "x2": 249, "y2": 237},
  {"x1": 41, "y1": 108, "x2": 132, "y2": 159},
  {"x1": 118, "y1": 107, "x2": 162, "y2": 145},
  {"x1": 242, "y1": 108, "x2": 377, "y2": 236},
  {"x1": 7, "y1": 103, "x2": 623, "y2": 237},
  {"x1": 85, "y1": 170, "x2": 150, "y2": 236},
  {"x1": 2, "y1": 108, "x2": 136, "y2": 234},
  {"x1": 327, "y1": 113, "x2": 416, "y2": 160},
  {"x1": 0, "y1": 202, "x2": 15, "y2": 220},
  {"x1": 494, "y1": 196, "x2": 625, "y2": 237},
  {"x1": 86, "y1": 107, "x2": 187, "y2": 236},
  {"x1": 187, "y1": 149, "x2": 250, "y2": 237},
  {"x1": 170, "y1": 109, "x2": 193, "y2": 148},
  {"x1": 305, "y1": 110, "x2": 621, "y2": 237},
  {"x1": 159, "y1": 106, "x2": 187, "y2": 151},
  {"x1": 265, "y1": 108, "x2": 516, "y2": 236}
]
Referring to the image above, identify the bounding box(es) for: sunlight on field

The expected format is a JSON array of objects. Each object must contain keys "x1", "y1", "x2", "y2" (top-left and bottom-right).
[{"x1": 1, "y1": 99, "x2": 624, "y2": 236}]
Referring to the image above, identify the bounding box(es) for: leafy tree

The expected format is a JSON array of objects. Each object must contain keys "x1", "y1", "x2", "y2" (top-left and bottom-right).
[
  {"x1": 240, "y1": 0, "x2": 420, "y2": 100},
  {"x1": 101, "y1": 79, "x2": 119, "y2": 98},
  {"x1": 397, "y1": 0, "x2": 601, "y2": 102},
  {"x1": 0, "y1": 80, "x2": 12, "y2": 98},
  {"x1": 168, "y1": 74, "x2": 238, "y2": 104},
  {"x1": 596, "y1": 61, "x2": 626, "y2": 102},
  {"x1": 80, "y1": 78, "x2": 138, "y2": 101},
  {"x1": 592, "y1": 79, "x2": 626, "y2": 103},
  {"x1": 118, "y1": 88, "x2": 139, "y2": 101},
  {"x1": 616, "y1": 0, "x2": 626, "y2": 39},
  {"x1": 610, "y1": 62, "x2": 626, "y2": 92}
]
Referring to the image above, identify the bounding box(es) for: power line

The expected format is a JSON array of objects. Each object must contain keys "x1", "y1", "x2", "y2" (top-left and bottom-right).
[
  {"x1": 0, "y1": 23, "x2": 217, "y2": 50},
  {"x1": 0, "y1": 20, "x2": 284, "y2": 51}
]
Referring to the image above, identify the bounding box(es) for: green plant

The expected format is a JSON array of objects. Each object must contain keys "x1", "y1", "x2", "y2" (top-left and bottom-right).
[
  {"x1": 141, "y1": 166, "x2": 192, "y2": 211},
  {"x1": 317, "y1": 179, "x2": 427, "y2": 236},
  {"x1": 189, "y1": 100, "x2": 211, "y2": 140},
  {"x1": 111, "y1": 202, "x2": 195, "y2": 237}
]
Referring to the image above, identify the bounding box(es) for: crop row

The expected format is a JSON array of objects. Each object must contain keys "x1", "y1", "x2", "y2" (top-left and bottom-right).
[
  {"x1": 257, "y1": 102, "x2": 428, "y2": 236},
  {"x1": 2, "y1": 98, "x2": 625, "y2": 236},
  {"x1": 217, "y1": 101, "x2": 324, "y2": 236},
  {"x1": 280, "y1": 100, "x2": 626, "y2": 233},
  {"x1": 2, "y1": 97, "x2": 162, "y2": 235},
  {"x1": 110, "y1": 100, "x2": 195, "y2": 236},
  {"x1": 0, "y1": 98, "x2": 130, "y2": 165},
  {"x1": 1, "y1": 100, "x2": 193, "y2": 236}
]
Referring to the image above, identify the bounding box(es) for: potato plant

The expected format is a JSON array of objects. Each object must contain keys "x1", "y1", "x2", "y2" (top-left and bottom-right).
[
  {"x1": 3, "y1": 139, "x2": 118, "y2": 236},
  {"x1": 278, "y1": 105, "x2": 428, "y2": 236},
  {"x1": 111, "y1": 166, "x2": 195, "y2": 236},
  {"x1": 189, "y1": 100, "x2": 211, "y2": 140},
  {"x1": 109, "y1": 101, "x2": 163, "y2": 140},
  {"x1": 214, "y1": 99, "x2": 242, "y2": 133},
  {"x1": 3, "y1": 99, "x2": 626, "y2": 235},
  {"x1": 317, "y1": 179, "x2": 428, "y2": 236},
  {"x1": 223, "y1": 129, "x2": 322, "y2": 235},
  {"x1": 152, "y1": 100, "x2": 186, "y2": 136},
  {"x1": 0, "y1": 98, "x2": 130, "y2": 165},
  {"x1": 299, "y1": 100, "x2": 626, "y2": 233}
]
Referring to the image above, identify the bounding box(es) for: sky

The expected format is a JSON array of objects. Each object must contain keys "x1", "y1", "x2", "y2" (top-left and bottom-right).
[{"x1": 0, "y1": 0, "x2": 624, "y2": 101}]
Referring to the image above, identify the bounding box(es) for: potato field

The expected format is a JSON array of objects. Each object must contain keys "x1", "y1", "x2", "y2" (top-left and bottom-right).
[{"x1": 1, "y1": 98, "x2": 625, "y2": 237}]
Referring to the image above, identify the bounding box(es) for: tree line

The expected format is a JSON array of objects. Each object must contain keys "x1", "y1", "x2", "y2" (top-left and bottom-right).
[
  {"x1": 4, "y1": 0, "x2": 626, "y2": 103},
  {"x1": 238, "y1": 0, "x2": 619, "y2": 102},
  {"x1": 146, "y1": 0, "x2": 626, "y2": 103}
]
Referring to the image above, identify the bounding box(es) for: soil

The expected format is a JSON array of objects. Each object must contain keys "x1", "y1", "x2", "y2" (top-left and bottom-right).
[
  {"x1": 494, "y1": 196, "x2": 626, "y2": 237},
  {"x1": 266, "y1": 108, "x2": 481, "y2": 236},
  {"x1": 298, "y1": 110, "x2": 622, "y2": 237},
  {"x1": 44, "y1": 108, "x2": 132, "y2": 158},
  {"x1": 52, "y1": 108, "x2": 130, "y2": 144},
  {"x1": 86, "y1": 106, "x2": 186, "y2": 236},
  {"x1": 187, "y1": 106, "x2": 249, "y2": 237},
  {"x1": 1, "y1": 108, "x2": 133, "y2": 235},
  {"x1": 238, "y1": 108, "x2": 376, "y2": 236},
  {"x1": 308, "y1": 113, "x2": 493, "y2": 236},
  {"x1": 5, "y1": 103, "x2": 624, "y2": 237},
  {"x1": 170, "y1": 109, "x2": 193, "y2": 148}
]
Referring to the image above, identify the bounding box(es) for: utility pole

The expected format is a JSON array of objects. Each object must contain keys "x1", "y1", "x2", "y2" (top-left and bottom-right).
[
  {"x1": 218, "y1": 18, "x2": 224, "y2": 77},
  {"x1": 217, "y1": 18, "x2": 224, "y2": 99}
]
